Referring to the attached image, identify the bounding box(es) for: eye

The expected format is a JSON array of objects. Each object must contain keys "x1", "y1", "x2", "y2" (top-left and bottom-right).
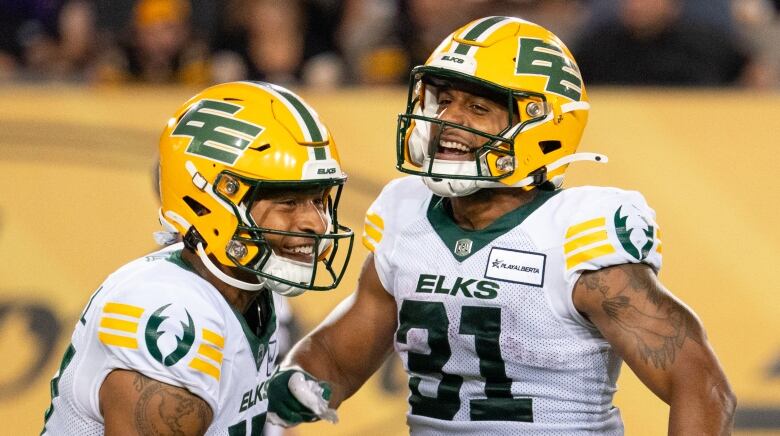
[
  {"x1": 274, "y1": 198, "x2": 297, "y2": 207},
  {"x1": 471, "y1": 104, "x2": 489, "y2": 114}
]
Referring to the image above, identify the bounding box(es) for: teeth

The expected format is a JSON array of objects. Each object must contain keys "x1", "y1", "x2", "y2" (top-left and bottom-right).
[
  {"x1": 288, "y1": 245, "x2": 313, "y2": 255},
  {"x1": 440, "y1": 140, "x2": 470, "y2": 152}
]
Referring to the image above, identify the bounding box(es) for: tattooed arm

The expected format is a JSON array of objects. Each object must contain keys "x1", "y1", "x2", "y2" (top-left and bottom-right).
[
  {"x1": 573, "y1": 263, "x2": 736, "y2": 435},
  {"x1": 100, "y1": 369, "x2": 213, "y2": 436}
]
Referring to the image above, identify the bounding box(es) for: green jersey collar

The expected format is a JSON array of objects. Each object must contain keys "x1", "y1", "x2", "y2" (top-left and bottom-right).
[
  {"x1": 427, "y1": 187, "x2": 560, "y2": 261},
  {"x1": 231, "y1": 292, "x2": 277, "y2": 371},
  {"x1": 166, "y1": 249, "x2": 195, "y2": 272},
  {"x1": 167, "y1": 249, "x2": 276, "y2": 371}
]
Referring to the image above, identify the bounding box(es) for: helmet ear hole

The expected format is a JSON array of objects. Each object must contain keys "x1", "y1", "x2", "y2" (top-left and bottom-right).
[
  {"x1": 183, "y1": 196, "x2": 211, "y2": 216},
  {"x1": 539, "y1": 140, "x2": 562, "y2": 154}
]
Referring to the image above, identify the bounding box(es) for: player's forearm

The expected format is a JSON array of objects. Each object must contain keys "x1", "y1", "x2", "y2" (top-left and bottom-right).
[
  {"x1": 283, "y1": 333, "x2": 366, "y2": 407},
  {"x1": 668, "y1": 379, "x2": 736, "y2": 435}
]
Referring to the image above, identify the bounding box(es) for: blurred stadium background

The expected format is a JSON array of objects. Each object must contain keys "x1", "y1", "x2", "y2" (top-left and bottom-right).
[{"x1": 1, "y1": 0, "x2": 778, "y2": 435}]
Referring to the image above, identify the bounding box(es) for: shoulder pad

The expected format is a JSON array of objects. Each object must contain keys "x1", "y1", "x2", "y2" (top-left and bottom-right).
[{"x1": 561, "y1": 187, "x2": 662, "y2": 274}]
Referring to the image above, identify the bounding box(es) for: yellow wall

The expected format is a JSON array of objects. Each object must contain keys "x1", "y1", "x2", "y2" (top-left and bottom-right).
[{"x1": 0, "y1": 86, "x2": 777, "y2": 435}]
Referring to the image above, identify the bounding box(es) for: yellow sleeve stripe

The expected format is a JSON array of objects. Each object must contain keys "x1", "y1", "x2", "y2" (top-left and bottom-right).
[
  {"x1": 563, "y1": 230, "x2": 609, "y2": 255},
  {"x1": 202, "y1": 328, "x2": 225, "y2": 349},
  {"x1": 197, "y1": 343, "x2": 223, "y2": 364},
  {"x1": 362, "y1": 236, "x2": 376, "y2": 252},
  {"x1": 98, "y1": 332, "x2": 138, "y2": 349},
  {"x1": 365, "y1": 211, "x2": 384, "y2": 230},
  {"x1": 565, "y1": 217, "x2": 606, "y2": 239},
  {"x1": 656, "y1": 243, "x2": 663, "y2": 254},
  {"x1": 189, "y1": 357, "x2": 220, "y2": 381},
  {"x1": 566, "y1": 244, "x2": 616, "y2": 269},
  {"x1": 99, "y1": 317, "x2": 138, "y2": 333},
  {"x1": 363, "y1": 222, "x2": 383, "y2": 244},
  {"x1": 103, "y1": 302, "x2": 144, "y2": 318}
]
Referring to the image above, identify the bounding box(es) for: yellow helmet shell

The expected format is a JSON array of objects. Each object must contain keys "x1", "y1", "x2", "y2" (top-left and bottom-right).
[
  {"x1": 159, "y1": 81, "x2": 345, "y2": 268},
  {"x1": 397, "y1": 16, "x2": 590, "y2": 191}
]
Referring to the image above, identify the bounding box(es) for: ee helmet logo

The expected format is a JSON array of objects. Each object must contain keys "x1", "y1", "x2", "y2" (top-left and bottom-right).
[
  {"x1": 515, "y1": 38, "x2": 583, "y2": 101},
  {"x1": 172, "y1": 99, "x2": 265, "y2": 165}
]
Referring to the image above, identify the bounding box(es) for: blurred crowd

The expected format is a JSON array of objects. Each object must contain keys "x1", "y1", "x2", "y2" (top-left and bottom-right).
[{"x1": 1, "y1": 0, "x2": 778, "y2": 88}]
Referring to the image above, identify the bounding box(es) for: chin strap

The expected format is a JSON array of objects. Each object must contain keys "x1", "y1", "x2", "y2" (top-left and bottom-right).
[
  {"x1": 424, "y1": 152, "x2": 608, "y2": 197},
  {"x1": 154, "y1": 208, "x2": 187, "y2": 245},
  {"x1": 195, "y1": 242, "x2": 266, "y2": 292}
]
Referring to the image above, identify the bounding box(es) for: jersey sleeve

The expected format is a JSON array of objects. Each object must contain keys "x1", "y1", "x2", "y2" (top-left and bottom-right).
[
  {"x1": 94, "y1": 283, "x2": 226, "y2": 414},
  {"x1": 362, "y1": 179, "x2": 402, "y2": 292},
  {"x1": 362, "y1": 177, "x2": 428, "y2": 293},
  {"x1": 563, "y1": 188, "x2": 663, "y2": 284}
]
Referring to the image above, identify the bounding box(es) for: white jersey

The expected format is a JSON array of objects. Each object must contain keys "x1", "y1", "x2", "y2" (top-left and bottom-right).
[
  {"x1": 362, "y1": 177, "x2": 662, "y2": 436},
  {"x1": 42, "y1": 243, "x2": 279, "y2": 436}
]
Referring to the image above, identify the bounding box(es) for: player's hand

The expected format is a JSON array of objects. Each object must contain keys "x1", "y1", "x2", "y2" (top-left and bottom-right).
[{"x1": 266, "y1": 366, "x2": 338, "y2": 427}]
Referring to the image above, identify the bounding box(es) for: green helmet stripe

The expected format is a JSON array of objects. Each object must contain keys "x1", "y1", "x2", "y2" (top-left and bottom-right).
[
  {"x1": 313, "y1": 146, "x2": 327, "y2": 160},
  {"x1": 275, "y1": 88, "x2": 324, "y2": 142},
  {"x1": 453, "y1": 43, "x2": 471, "y2": 55},
  {"x1": 241, "y1": 81, "x2": 327, "y2": 143},
  {"x1": 451, "y1": 17, "x2": 510, "y2": 56},
  {"x1": 460, "y1": 16, "x2": 508, "y2": 41}
]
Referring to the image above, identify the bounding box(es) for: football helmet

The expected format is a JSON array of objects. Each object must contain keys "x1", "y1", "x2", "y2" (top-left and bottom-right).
[
  {"x1": 158, "y1": 81, "x2": 354, "y2": 296},
  {"x1": 396, "y1": 16, "x2": 606, "y2": 197}
]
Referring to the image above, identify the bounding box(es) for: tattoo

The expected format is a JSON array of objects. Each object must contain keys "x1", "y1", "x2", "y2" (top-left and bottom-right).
[
  {"x1": 580, "y1": 272, "x2": 609, "y2": 294},
  {"x1": 132, "y1": 373, "x2": 211, "y2": 435},
  {"x1": 132, "y1": 372, "x2": 150, "y2": 393},
  {"x1": 580, "y1": 265, "x2": 702, "y2": 370}
]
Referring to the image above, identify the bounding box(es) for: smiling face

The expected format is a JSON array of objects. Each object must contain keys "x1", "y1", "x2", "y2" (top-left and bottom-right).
[
  {"x1": 428, "y1": 85, "x2": 514, "y2": 162},
  {"x1": 248, "y1": 185, "x2": 329, "y2": 264}
]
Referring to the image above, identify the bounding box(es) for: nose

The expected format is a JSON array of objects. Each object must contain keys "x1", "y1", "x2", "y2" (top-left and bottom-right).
[
  {"x1": 293, "y1": 201, "x2": 328, "y2": 235},
  {"x1": 438, "y1": 102, "x2": 467, "y2": 125}
]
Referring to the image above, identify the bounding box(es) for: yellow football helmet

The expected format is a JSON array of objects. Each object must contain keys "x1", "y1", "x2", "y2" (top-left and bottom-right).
[
  {"x1": 158, "y1": 81, "x2": 353, "y2": 295},
  {"x1": 397, "y1": 16, "x2": 606, "y2": 197}
]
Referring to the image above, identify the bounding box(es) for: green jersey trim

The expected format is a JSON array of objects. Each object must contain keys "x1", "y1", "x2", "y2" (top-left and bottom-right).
[
  {"x1": 230, "y1": 291, "x2": 277, "y2": 371},
  {"x1": 41, "y1": 344, "x2": 76, "y2": 434},
  {"x1": 166, "y1": 250, "x2": 196, "y2": 273},
  {"x1": 427, "y1": 187, "x2": 561, "y2": 261}
]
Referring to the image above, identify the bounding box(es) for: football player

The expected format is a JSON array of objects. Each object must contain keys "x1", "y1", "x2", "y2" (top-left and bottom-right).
[
  {"x1": 41, "y1": 81, "x2": 354, "y2": 435},
  {"x1": 266, "y1": 17, "x2": 736, "y2": 434}
]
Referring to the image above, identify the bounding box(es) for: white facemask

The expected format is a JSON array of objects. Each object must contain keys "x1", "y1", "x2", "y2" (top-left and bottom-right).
[
  {"x1": 420, "y1": 157, "x2": 482, "y2": 197},
  {"x1": 260, "y1": 237, "x2": 333, "y2": 297},
  {"x1": 259, "y1": 252, "x2": 312, "y2": 297}
]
